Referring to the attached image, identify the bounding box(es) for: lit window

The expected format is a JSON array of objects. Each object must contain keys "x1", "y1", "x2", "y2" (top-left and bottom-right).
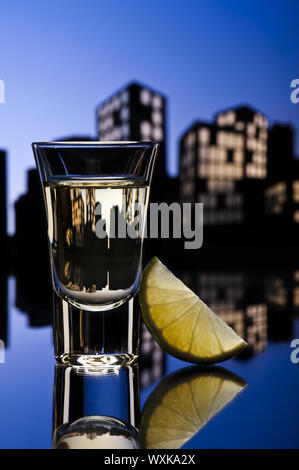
[
  {"x1": 293, "y1": 181, "x2": 299, "y2": 203},
  {"x1": 247, "y1": 138, "x2": 257, "y2": 151},
  {"x1": 140, "y1": 89, "x2": 151, "y2": 105},
  {"x1": 152, "y1": 110, "x2": 162, "y2": 125},
  {"x1": 100, "y1": 118, "x2": 106, "y2": 132},
  {"x1": 234, "y1": 150, "x2": 243, "y2": 163},
  {"x1": 218, "y1": 148, "x2": 226, "y2": 162},
  {"x1": 199, "y1": 128, "x2": 210, "y2": 144},
  {"x1": 254, "y1": 113, "x2": 268, "y2": 128},
  {"x1": 111, "y1": 96, "x2": 120, "y2": 110},
  {"x1": 265, "y1": 182, "x2": 287, "y2": 214},
  {"x1": 153, "y1": 126, "x2": 163, "y2": 141},
  {"x1": 186, "y1": 132, "x2": 195, "y2": 148},
  {"x1": 140, "y1": 121, "x2": 152, "y2": 139},
  {"x1": 106, "y1": 101, "x2": 112, "y2": 114},
  {"x1": 121, "y1": 90, "x2": 129, "y2": 104},
  {"x1": 199, "y1": 147, "x2": 210, "y2": 160},
  {"x1": 246, "y1": 304, "x2": 268, "y2": 353},
  {"x1": 218, "y1": 310, "x2": 245, "y2": 337},
  {"x1": 112, "y1": 127, "x2": 121, "y2": 140},
  {"x1": 293, "y1": 287, "x2": 299, "y2": 307},
  {"x1": 217, "y1": 111, "x2": 235, "y2": 126},
  {"x1": 235, "y1": 122, "x2": 245, "y2": 131},
  {"x1": 235, "y1": 135, "x2": 244, "y2": 148},
  {"x1": 247, "y1": 123, "x2": 256, "y2": 136},
  {"x1": 256, "y1": 140, "x2": 267, "y2": 152},
  {"x1": 217, "y1": 114, "x2": 225, "y2": 126},
  {"x1": 105, "y1": 116, "x2": 113, "y2": 129},
  {"x1": 226, "y1": 111, "x2": 236, "y2": 125},
  {"x1": 120, "y1": 107, "x2": 129, "y2": 121},
  {"x1": 210, "y1": 146, "x2": 219, "y2": 161},
  {"x1": 217, "y1": 131, "x2": 224, "y2": 146},
  {"x1": 207, "y1": 180, "x2": 234, "y2": 192},
  {"x1": 152, "y1": 94, "x2": 162, "y2": 109}
]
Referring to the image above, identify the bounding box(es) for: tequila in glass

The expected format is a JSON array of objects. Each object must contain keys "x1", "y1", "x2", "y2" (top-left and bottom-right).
[{"x1": 44, "y1": 176, "x2": 149, "y2": 311}]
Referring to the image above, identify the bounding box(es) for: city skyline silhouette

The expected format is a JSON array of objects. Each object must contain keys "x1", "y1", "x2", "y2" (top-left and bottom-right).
[
  {"x1": 0, "y1": 79, "x2": 298, "y2": 354},
  {"x1": 1, "y1": 80, "x2": 296, "y2": 266}
]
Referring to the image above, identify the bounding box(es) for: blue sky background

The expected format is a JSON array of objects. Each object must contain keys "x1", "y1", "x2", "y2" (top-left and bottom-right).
[{"x1": 0, "y1": 0, "x2": 298, "y2": 233}]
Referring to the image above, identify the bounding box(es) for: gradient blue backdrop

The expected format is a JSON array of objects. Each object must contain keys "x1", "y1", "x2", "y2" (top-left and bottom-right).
[{"x1": 0, "y1": 0, "x2": 298, "y2": 233}]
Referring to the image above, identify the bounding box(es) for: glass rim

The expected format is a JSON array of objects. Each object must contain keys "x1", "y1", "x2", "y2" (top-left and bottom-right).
[{"x1": 32, "y1": 140, "x2": 159, "y2": 149}]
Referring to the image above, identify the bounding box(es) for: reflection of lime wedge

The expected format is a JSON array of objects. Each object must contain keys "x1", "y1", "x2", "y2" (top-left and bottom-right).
[
  {"x1": 139, "y1": 257, "x2": 247, "y2": 364},
  {"x1": 140, "y1": 366, "x2": 247, "y2": 449}
]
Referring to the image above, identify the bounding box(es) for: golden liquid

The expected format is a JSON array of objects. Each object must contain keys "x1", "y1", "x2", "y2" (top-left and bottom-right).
[{"x1": 44, "y1": 177, "x2": 149, "y2": 311}]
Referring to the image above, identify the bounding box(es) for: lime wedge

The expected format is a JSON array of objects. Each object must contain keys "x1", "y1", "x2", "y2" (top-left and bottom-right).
[
  {"x1": 140, "y1": 366, "x2": 247, "y2": 449},
  {"x1": 139, "y1": 257, "x2": 247, "y2": 364}
]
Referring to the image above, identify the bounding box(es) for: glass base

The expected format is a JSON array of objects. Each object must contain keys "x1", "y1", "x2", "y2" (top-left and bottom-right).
[
  {"x1": 53, "y1": 296, "x2": 140, "y2": 368},
  {"x1": 57, "y1": 353, "x2": 138, "y2": 367}
]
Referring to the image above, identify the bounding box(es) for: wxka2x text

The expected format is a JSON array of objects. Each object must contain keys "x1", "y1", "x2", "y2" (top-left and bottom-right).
[{"x1": 148, "y1": 454, "x2": 196, "y2": 464}]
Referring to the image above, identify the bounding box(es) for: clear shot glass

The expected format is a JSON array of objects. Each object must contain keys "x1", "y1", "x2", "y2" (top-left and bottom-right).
[{"x1": 32, "y1": 141, "x2": 158, "y2": 366}]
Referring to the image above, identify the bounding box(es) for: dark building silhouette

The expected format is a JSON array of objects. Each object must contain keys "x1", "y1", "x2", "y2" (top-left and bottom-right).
[
  {"x1": 14, "y1": 169, "x2": 48, "y2": 259},
  {"x1": 53, "y1": 135, "x2": 94, "y2": 142},
  {"x1": 13, "y1": 137, "x2": 95, "y2": 326},
  {"x1": 0, "y1": 150, "x2": 8, "y2": 348},
  {"x1": 167, "y1": 176, "x2": 180, "y2": 204},
  {"x1": 14, "y1": 168, "x2": 52, "y2": 326},
  {"x1": 265, "y1": 124, "x2": 299, "y2": 232},
  {"x1": 265, "y1": 270, "x2": 294, "y2": 342},
  {"x1": 0, "y1": 273, "x2": 8, "y2": 348},
  {"x1": 0, "y1": 149, "x2": 7, "y2": 262},
  {"x1": 97, "y1": 81, "x2": 168, "y2": 203}
]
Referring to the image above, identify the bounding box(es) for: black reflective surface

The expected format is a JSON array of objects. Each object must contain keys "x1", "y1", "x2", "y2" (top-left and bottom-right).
[{"x1": 0, "y1": 268, "x2": 298, "y2": 449}]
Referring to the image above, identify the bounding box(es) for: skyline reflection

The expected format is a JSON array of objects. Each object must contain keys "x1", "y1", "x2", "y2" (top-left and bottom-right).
[{"x1": 0, "y1": 267, "x2": 296, "y2": 368}]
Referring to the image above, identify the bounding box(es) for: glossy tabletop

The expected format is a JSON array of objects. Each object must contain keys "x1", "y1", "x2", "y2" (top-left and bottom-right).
[{"x1": 0, "y1": 268, "x2": 298, "y2": 449}]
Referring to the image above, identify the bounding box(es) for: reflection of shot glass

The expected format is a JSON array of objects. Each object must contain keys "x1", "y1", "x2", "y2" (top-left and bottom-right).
[
  {"x1": 32, "y1": 142, "x2": 158, "y2": 366},
  {"x1": 52, "y1": 364, "x2": 139, "y2": 449}
]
